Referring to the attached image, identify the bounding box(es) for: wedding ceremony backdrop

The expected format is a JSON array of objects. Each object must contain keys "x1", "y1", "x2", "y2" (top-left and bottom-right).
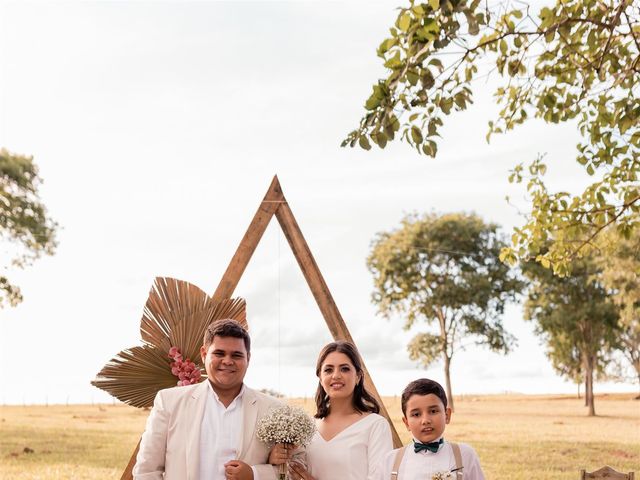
[{"x1": 91, "y1": 177, "x2": 403, "y2": 478}]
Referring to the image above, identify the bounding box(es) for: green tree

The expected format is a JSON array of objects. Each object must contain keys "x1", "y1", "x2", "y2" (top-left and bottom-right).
[
  {"x1": 343, "y1": 0, "x2": 639, "y2": 274},
  {"x1": 367, "y1": 212, "x2": 523, "y2": 410},
  {"x1": 523, "y1": 256, "x2": 619, "y2": 415},
  {"x1": 0, "y1": 148, "x2": 58, "y2": 307},
  {"x1": 598, "y1": 229, "x2": 640, "y2": 397}
]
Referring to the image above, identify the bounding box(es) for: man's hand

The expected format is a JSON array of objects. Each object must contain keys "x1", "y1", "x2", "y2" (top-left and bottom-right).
[
  {"x1": 224, "y1": 460, "x2": 253, "y2": 480},
  {"x1": 268, "y1": 443, "x2": 295, "y2": 465}
]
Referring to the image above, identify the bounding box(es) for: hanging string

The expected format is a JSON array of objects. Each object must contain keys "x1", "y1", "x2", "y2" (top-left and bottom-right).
[{"x1": 277, "y1": 223, "x2": 281, "y2": 395}]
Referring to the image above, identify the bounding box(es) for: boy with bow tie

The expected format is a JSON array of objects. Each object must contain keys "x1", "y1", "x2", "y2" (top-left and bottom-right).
[{"x1": 372, "y1": 379, "x2": 485, "y2": 480}]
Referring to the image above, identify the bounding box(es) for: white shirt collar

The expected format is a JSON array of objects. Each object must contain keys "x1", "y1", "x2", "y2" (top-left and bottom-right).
[{"x1": 205, "y1": 381, "x2": 246, "y2": 408}]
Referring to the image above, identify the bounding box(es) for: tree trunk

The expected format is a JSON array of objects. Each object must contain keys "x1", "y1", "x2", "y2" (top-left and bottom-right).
[
  {"x1": 585, "y1": 353, "x2": 596, "y2": 416},
  {"x1": 584, "y1": 376, "x2": 588, "y2": 407},
  {"x1": 577, "y1": 382, "x2": 581, "y2": 400},
  {"x1": 636, "y1": 372, "x2": 640, "y2": 400},
  {"x1": 436, "y1": 308, "x2": 454, "y2": 412},
  {"x1": 442, "y1": 352, "x2": 454, "y2": 412}
]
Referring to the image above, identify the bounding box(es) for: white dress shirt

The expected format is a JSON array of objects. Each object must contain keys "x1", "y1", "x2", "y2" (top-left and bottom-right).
[
  {"x1": 199, "y1": 383, "x2": 256, "y2": 480},
  {"x1": 372, "y1": 439, "x2": 485, "y2": 480}
]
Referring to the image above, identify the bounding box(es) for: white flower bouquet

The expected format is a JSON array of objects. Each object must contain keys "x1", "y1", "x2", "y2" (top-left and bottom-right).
[{"x1": 256, "y1": 405, "x2": 316, "y2": 480}]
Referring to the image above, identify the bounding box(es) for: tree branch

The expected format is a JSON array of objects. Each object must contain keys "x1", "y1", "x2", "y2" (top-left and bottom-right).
[{"x1": 596, "y1": 0, "x2": 629, "y2": 72}]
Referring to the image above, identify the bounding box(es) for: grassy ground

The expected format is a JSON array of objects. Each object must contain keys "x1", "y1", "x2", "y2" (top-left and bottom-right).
[{"x1": 1, "y1": 394, "x2": 638, "y2": 479}]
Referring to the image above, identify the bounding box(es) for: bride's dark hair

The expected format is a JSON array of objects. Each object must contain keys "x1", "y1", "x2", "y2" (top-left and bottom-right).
[{"x1": 314, "y1": 340, "x2": 380, "y2": 419}]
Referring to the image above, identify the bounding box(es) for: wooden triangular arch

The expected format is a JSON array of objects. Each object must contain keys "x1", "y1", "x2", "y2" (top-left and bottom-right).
[{"x1": 121, "y1": 176, "x2": 401, "y2": 479}]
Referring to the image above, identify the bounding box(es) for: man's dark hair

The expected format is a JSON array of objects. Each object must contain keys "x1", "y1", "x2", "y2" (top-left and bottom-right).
[
  {"x1": 401, "y1": 378, "x2": 448, "y2": 416},
  {"x1": 203, "y1": 319, "x2": 251, "y2": 353}
]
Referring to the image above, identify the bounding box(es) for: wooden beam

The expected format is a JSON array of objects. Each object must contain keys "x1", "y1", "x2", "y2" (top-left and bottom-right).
[
  {"x1": 275, "y1": 200, "x2": 403, "y2": 448},
  {"x1": 212, "y1": 175, "x2": 284, "y2": 302}
]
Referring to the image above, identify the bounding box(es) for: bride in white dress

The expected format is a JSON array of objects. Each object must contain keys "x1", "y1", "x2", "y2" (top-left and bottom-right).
[{"x1": 289, "y1": 341, "x2": 393, "y2": 480}]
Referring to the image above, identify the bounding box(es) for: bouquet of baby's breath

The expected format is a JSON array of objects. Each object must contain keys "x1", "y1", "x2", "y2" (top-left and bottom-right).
[{"x1": 256, "y1": 405, "x2": 315, "y2": 480}]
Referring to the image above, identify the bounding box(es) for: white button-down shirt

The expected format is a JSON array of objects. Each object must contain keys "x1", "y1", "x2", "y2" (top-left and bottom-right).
[{"x1": 198, "y1": 383, "x2": 254, "y2": 480}]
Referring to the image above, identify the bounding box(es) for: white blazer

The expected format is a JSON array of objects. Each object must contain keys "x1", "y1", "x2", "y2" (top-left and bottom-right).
[{"x1": 133, "y1": 382, "x2": 285, "y2": 480}]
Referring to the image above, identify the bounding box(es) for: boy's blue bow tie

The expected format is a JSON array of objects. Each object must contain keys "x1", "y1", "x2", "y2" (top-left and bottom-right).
[{"x1": 414, "y1": 438, "x2": 443, "y2": 453}]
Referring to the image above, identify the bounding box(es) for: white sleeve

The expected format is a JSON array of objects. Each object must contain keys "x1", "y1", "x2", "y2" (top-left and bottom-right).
[
  {"x1": 370, "y1": 448, "x2": 397, "y2": 480},
  {"x1": 132, "y1": 391, "x2": 168, "y2": 480},
  {"x1": 461, "y1": 444, "x2": 485, "y2": 480},
  {"x1": 366, "y1": 416, "x2": 394, "y2": 480}
]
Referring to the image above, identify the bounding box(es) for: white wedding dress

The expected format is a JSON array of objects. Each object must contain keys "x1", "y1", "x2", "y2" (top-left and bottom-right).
[{"x1": 305, "y1": 413, "x2": 393, "y2": 480}]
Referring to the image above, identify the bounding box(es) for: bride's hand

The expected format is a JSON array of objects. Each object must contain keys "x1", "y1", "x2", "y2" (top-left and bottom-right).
[
  {"x1": 289, "y1": 461, "x2": 315, "y2": 480},
  {"x1": 268, "y1": 443, "x2": 294, "y2": 465}
]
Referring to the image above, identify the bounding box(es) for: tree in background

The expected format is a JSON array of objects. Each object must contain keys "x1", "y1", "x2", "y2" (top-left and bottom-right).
[
  {"x1": 367, "y1": 212, "x2": 523, "y2": 410},
  {"x1": 0, "y1": 148, "x2": 58, "y2": 307},
  {"x1": 343, "y1": 0, "x2": 639, "y2": 274},
  {"x1": 598, "y1": 229, "x2": 640, "y2": 397},
  {"x1": 523, "y1": 256, "x2": 619, "y2": 415}
]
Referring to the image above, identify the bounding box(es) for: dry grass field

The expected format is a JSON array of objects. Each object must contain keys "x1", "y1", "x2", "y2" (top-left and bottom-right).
[{"x1": 1, "y1": 394, "x2": 638, "y2": 479}]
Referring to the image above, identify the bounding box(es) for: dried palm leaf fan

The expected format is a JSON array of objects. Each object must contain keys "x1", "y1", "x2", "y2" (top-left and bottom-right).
[{"x1": 92, "y1": 277, "x2": 246, "y2": 408}]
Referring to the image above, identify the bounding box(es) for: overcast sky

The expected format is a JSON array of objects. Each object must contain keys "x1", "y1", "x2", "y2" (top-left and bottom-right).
[{"x1": 0, "y1": 0, "x2": 633, "y2": 404}]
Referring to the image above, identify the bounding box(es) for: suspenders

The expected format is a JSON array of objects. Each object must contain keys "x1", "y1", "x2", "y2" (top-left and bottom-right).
[
  {"x1": 451, "y1": 443, "x2": 464, "y2": 479},
  {"x1": 389, "y1": 446, "x2": 405, "y2": 480},
  {"x1": 390, "y1": 443, "x2": 463, "y2": 480}
]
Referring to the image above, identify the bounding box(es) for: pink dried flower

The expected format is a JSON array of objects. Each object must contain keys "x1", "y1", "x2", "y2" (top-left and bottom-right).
[{"x1": 168, "y1": 346, "x2": 203, "y2": 387}]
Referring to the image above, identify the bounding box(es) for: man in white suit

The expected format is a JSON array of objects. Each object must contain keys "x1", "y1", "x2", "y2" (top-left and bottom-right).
[{"x1": 133, "y1": 319, "x2": 296, "y2": 480}]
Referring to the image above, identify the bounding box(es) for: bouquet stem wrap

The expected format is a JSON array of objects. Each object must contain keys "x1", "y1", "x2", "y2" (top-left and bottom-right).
[{"x1": 278, "y1": 444, "x2": 291, "y2": 480}]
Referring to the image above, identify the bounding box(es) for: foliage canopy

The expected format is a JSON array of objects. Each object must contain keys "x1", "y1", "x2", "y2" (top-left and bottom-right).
[
  {"x1": 598, "y1": 228, "x2": 640, "y2": 391},
  {"x1": 344, "y1": 0, "x2": 639, "y2": 274},
  {"x1": 367, "y1": 212, "x2": 523, "y2": 408},
  {"x1": 523, "y1": 254, "x2": 620, "y2": 415},
  {"x1": 0, "y1": 148, "x2": 58, "y2": 307}
]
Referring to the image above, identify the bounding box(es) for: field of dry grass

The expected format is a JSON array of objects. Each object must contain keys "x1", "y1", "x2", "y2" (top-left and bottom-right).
[{"x1": 1, "y1": 393, "x2": 638, "y2": 479}]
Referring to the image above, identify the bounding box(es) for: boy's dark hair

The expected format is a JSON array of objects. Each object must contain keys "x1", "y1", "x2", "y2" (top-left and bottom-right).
[
  {"x1": 401, "y1": 378, "x2": 448, "y2": 416},
  {"x1": 314, "y1": 340, "x2": 380, "y2": 419},
  {"x1": 203, "y1": 319, "x2": 251, "y2": 353}
]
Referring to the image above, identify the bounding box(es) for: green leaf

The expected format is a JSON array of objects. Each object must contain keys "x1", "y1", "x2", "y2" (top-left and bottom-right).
[
  {"x1": 359, "y1": 135, "x2": 372, "y2": 151},
  {"x1": 421, "y1": 70, "x2": 435, "y2": 89},
  {"x1": 507, "y1": 60, "x2": 519, "y2": 77},
  {"x1": 384, "y1": 51, "x2": 403, "y2": 70},
  {"x1": 619, "y1": 115, "x2": 632, "y2": 134},
  {"x1": 373, "y1": 131, "x2": 388, "y2": 148},
  {"x1": 499, "y1": 39, "x2": 508, "y2": 55},
  {"x1": 398, "y1": 12, "x2": 412, "y2": 32},
  {"x1": 544, "y1": 30, "x2": 555, "y2": 43},
  {"x1": 377, "y1": 38, "x2": 396, "y2": 56},
  {"x1": 407, "y1": 70, "x2": 419, "y2": 86},
  {"x1": 429, "y1": 0, "x2": 439, "y2": 11},
  {"x1": 427, "y1": 119, "x2": 438, "y2": 136},
  {"x1": 365, "y1": 86, "x2": 383, "y2": 110},
  {"x1": 428, "y1": 57, "x2": 444, "y2": 71},
  {"x1": 411, "y1": 126, "x2": 424, "y2": 144},
  {"x1": 440, "y1": 97, "x2": 453, "y2": 114},
  {"x1": 464, "y1": 10, "x2": 479, "y2": 35}
]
